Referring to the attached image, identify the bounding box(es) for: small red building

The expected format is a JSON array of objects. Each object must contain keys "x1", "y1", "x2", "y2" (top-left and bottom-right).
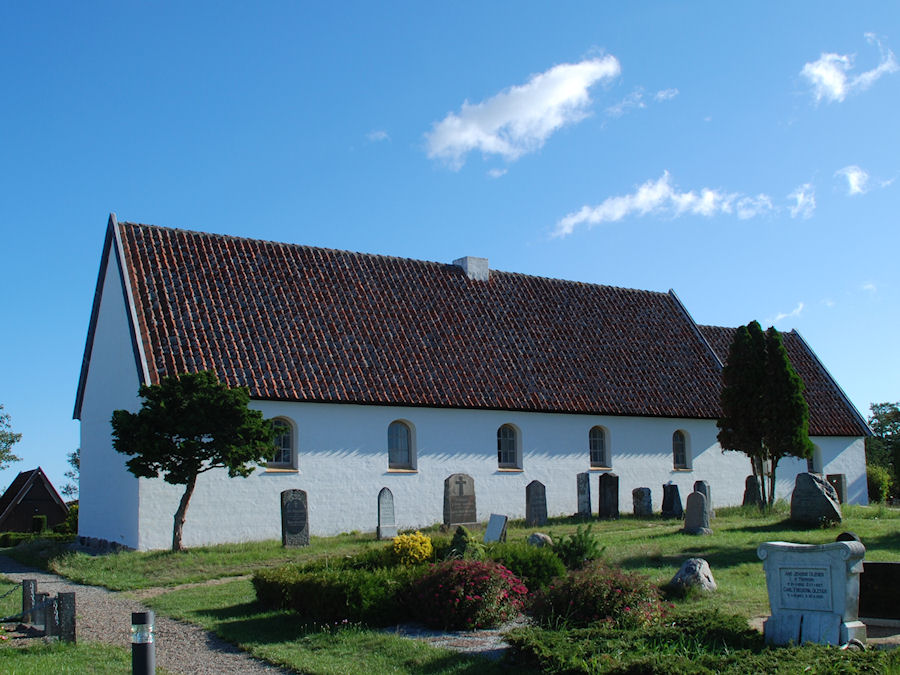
[{"x1": 0, "y1": 467, "x2": 69, "y2": 532}]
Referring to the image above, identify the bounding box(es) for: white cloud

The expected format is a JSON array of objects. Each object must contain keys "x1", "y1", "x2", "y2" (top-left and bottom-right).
[
  {"x1": 552, "y1": 171, "x2": 773, "y2": 237},
  {"x1": 822, "y1": 298, "x2": 835, "y2": 308},
  {"x1": 654, "y1": 88, "x2": 679, "y2": 101},
  {"x1": 367, "y1": 130, "x2": 390, "y2": 142},
  {"x1": 487, "y1": 168, "x2": 507, "y2": 179},
  {"x1": 862, "y1": 282, "x2": 877, "y2": 293},
  {"x1": 426, "y1": 56, "x2": 621, "y2": 169},
  {"x1": 788, "y1": 183, "x2": 816, "y2": 219},
  {"x1": 835, "y1": 165, "x2": 869, "y2": 195},
  {"x1": 801, "y1": 33, "x2": 898, "y2": 103},
  {"x1": 606, "y1": 88, "x2": 646, "y2": 117},
  {"x1": 768, "y1": 302, "x2": 805, "y2": 326}
]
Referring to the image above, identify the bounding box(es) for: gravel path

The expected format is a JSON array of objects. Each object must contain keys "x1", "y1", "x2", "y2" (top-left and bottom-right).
[{"x1": 0, "y1": 555, "x2": 291, "y2": 675}]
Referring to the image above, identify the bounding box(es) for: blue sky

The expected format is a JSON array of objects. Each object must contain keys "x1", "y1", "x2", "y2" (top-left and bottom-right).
[{"x1": 1, "y1": 3, "x2": 898, "y2": 494}]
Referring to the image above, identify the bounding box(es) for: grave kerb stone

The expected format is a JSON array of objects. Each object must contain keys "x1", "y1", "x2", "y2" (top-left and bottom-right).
[{"x1": 757, "y1": 540, "x2": 866, "y2": 646}]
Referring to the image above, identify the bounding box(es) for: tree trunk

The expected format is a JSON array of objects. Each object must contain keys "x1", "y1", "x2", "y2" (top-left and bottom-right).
[
  {"x1": 767, "y1": 457, "x2": 779, "y2": 507},
  {"x1": 752, "y1": 456, "x2": 766, "y2": 509},
  {"x1": 172, "y1": 474, "x2": 198, "y2": 552}
]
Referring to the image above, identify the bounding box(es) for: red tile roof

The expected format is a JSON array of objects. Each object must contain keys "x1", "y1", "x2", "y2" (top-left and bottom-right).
[
  {"x1": 700, "y1": 325, "x2": 869, "y2": 437},
  {"x1": 73, "y1": 218, "x2": 869, "y2": 437}
]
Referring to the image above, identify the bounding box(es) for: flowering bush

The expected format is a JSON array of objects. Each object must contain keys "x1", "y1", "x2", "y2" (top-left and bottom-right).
[
  {"x1": 393, "y1": 531, "x2": 433, "y2": 566},
  {"x1": 529, "y1": 561, "x2": 668, "y2": 629},
  {"x1": 406, "y1": 559, "x2": 528, "y2": 630}
]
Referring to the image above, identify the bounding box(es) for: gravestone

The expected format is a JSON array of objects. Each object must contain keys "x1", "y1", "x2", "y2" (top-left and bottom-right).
[
  {"x1": 576, "y1": 472, "x2": 591, "y2": 517},
  {"x1": 525, "y1": 480, "x2": 548, "y2": 527},
  {"x1": 281, "y1": 489, "x2": 309, "y2": 547},
  {"x1": 483, "y1": 513, "x2": 509, "y2": 543},
  {"x1": 598, "y1": 472, "x2": 619, "y2": 519},
  {"x1": 377, "y1": 487, "x2": 398, "y2": 540},
  {"x1": 757, "y1": 540, "x2": 866, "y2": 646},
  {"x1": 682, "y1": 491, "x2": 712, "y2": 535},
  {"x1": 859, "y1": 561, "x2": 900, "y2": 623},
  {"x1": 443, "y1": 473, "x2": 477, "y2": 526},
  {"x1": 826, "y1": 474, "x2": 848, "y2": 504},
  {"x1": 693, "y1": 480, "x2": 714, "y2": 518},
  {"x1": 632, "y1": 487, "x2": 652, "y2": 517},
  {"x1": 742, "y1": 475, "x2": 762, "y2": 507},
  {"x1": 661, "y1": 483, "x2": 683, "y2": 519},
  {"x1": 790, "y1": 472, "x2": 842, "y2": 525}
]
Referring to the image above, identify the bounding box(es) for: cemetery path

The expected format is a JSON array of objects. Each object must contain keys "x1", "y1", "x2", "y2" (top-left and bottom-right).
[{"x1": 0, "y1": 555, "x2": 291, "y2": 675}]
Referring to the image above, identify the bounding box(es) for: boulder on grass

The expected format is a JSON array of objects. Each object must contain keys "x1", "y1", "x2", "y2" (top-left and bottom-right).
[
  {"x1": 668, "y1": 558, "x2": 717, "y2": 594},
  {"x1": 527, "y1": 532, "x2": 553, "y2": 548},
  {"x1": 790, "y1": 472, "x2": 842, "y2": 525}
]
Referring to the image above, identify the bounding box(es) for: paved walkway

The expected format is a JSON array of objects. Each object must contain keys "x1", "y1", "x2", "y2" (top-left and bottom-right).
[{"x1": 0, "y1": 555, "x2": 290, "y2": 675}]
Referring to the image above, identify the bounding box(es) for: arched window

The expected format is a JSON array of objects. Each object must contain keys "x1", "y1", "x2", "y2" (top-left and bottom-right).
[
  {"x1": 589, "y1": 426, "x2": 609, "y2": 468},
  {"x1": 497, "y1": 424, "x2": 519, "y2": 468},
  {"x1": 388, "y1": 420, "x2": 414, "y2": 470},
  {"x1": 270, "y1": 419, "x2": 295, "y2": 468},
  {"x1": 673, "y1": 430, "x2": 689, "y2": 470}
]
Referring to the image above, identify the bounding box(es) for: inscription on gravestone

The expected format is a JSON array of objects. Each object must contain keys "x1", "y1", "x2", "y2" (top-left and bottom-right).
[
  {"x1": 780, "y1": 568, "x2": 831, "y2": 611},
  {"x1": 443, "y1": 474, "x2": 476, "y2": 526},
  {"x1": 576, "y1": 472, "x2": 591, "y2": 517},
  {"x1": 526, "y1": 480, "x2": 548, "y2": 527},
  {"x1": 281, "y1": 489, "x2": 309, "y2": 547},
  {"x1": 377, "y1": 487, "x2": 398, "y2": 540}
]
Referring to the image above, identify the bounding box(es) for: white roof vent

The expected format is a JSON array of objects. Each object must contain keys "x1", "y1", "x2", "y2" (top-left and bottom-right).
[{"x1": 453, "y1": 256, "x2": 489, "y2": 281}]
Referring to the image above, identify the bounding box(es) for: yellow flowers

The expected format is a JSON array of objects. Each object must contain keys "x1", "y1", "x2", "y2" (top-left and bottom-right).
[{"x1": 392, "y1": 531, "x2": 433, "y2": 566}]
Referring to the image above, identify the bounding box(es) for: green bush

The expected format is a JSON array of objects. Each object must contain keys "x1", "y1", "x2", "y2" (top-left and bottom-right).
[
  {"x1": 529, "y1": 561, "x2": 668, "y2": 629},
  {"x1": 405, "y1": 559, "x2": 528, "y2": 630},
  {"x1": 252, "y1": 564, "x2": 421, "y2": 625},
  {"x1": 552, "y1": 524, "x2": 603, "y2": 569},
  {"x1": 867, "y1": 463, "x2": 894, "y2": 502},
  {"x1": 488, "y1": 541, "x2": 565, "y2": 589},
  {"x1": 54, "y1": 504, "x2": 79, "y2": 535},
  {"x1": 0, "y1": 531, "x2": 74, "y2": 547},
  {"x1": 447, "y1": 525, "x2": 485, "y2": 560}
]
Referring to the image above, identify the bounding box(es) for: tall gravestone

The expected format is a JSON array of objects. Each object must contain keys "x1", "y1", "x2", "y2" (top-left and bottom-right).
[
  {"x1": 377, "y1": 487, "x2": 398, "y2": 540},
  {"x1": 443, "y1": 473, "x2": 476, "y2": 526},
  {"x1": 281, "y1": 489, "x2": 309, "y2": 547},
  {"x1": 525, "y1": 480, "x2": 548, "y2": 527},
  {"x1": 758, "y1": 540, "x2": 866, "y2": 646},
  {"x1": 598, "y1": 472, "x2": 619, "y2": 519},
  {"x1": 682, "y1": 491, "x2": 712, "y2": 535},
  {"x1": 826, "y1": 474, "x2": 848, "y2": 504},
  {"x1": 661, "y1": 483, "x2": 683, "y2": 519},
  {"x1": 632, "y1": 487, "x2": 652, "y2": 517},
  {"x1": 743, "y1": 475, "x2": 762, "y2": 507},
  {"x1": 693, "y1": 480, "x2": 714, "y2": 518},
  {"x1": 791, "y1": 473, "x2": 842, "y2": 525},
  {"x1": 576, "y1": 472, "x2": 591, "y2": 517}
]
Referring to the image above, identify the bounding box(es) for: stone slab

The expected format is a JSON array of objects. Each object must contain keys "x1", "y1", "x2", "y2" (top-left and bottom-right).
[
  {"x1": 598, "y1": 472, "x2": 619, "y2": 519},
  {"x1": 576, "y1": 472, "x2": 591, "y2": 517},
  {"x1": 859, "y1": 561, "x2": 900, "y2": 620},
  {"x1": 525, "y1": 480, "x2": 548, "y2": 527},
  {"x1": 632, "y1": 487, "x2": 652, "y2": 517},
  {"x1": 483, "y1": 513, "x2": 508, "y2": 543},
  {"x1": 281, "y1": 489, "x2": 309, "y2": 547},
  {"x1": 661, "y1": 483, "x2": 683, "y2": 519}
]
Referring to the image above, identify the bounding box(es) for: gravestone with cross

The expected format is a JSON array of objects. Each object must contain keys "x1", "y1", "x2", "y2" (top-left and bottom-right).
[{"x1": 443, "y1": 473, "x2": 476, "y2": 526}]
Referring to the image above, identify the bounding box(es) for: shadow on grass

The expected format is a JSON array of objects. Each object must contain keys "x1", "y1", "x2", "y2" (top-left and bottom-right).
[{"x1": 616, "y1": 542, "x2": 762, "y2": 573}]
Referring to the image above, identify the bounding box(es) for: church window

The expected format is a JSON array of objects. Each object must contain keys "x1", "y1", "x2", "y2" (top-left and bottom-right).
[
  {"x1": 388, "y1": 420, "x2": 415, "y2": 470},
  {"x1": 269, "y1": 418, "x2": 295, "y2": 468},
  {"x1": 589, "y1": 426, "x2": 609, "y2": 468},
  {"x1": 497, "y1": 424, "x2": 519, "y2": 468},
  {"x1": 673, "y1": 430, "x2": 690, "y2": 470}
]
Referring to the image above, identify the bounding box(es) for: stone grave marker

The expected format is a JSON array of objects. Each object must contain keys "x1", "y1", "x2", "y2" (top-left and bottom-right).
[
  {"x1": 598, "y1": 472, "x2": 619, "y2": 519},
  {"x1": 443, "y1": 473, "x2": 477, "y2": 526},
  {"x1": 483, "y1": 513, "x2": 508, "y2": 543},
  {"x1": 632, "y1": 487, "x2": 652, "y2": 517},
  {"x1": 743, "y1": 475, "x2": 762, "y2": 507},
  {"x1": 682, "y1": 491, "x2": 712, "y2": 535},
  {"x1": 377, "y1": 487, "x2": 398, "y2": 540},
  {"x1": 693, "y1": 479, "x2": 714, "y2": 518},
  {"x1": 576, "y1": 472, "x2": 591, "y2": 517},
  {"x1": 281, "y1": 489, "x2": 309, "y2": 547},
  {"x1": 525, "y1": 480, "x2": 548, "y2": 527},
  {"x1": 757, "y1": 540, "x2": 866, "y2": 646},
  {"x1": 661, "y1": 483, "x2": 683, "y2": 519},
  {"x1": 859, "y1": 561, "x2": 900, "y2": 624},
  {"x1": 790, "y1": 473, "x2": 842, "y2": 525},
  {"x1": 826, "y1": 474, "x2": 848, "y2": 504}
]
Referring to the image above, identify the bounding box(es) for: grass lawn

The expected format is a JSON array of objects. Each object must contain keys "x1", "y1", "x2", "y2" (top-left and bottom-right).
[{"x1": 2, "y1": 502, "x2": 899, "y2": 674}]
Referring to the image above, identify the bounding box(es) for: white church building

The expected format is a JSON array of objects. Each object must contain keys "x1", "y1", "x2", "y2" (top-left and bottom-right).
[{"x1": 74, "y1": 215, "x2": 870, "y2": 551}]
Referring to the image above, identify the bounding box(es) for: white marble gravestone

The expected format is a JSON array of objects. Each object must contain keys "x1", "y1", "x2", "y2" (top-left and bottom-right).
[
  {"x1": 483, "y1": 513, "x2": 508, "y2": 543},
  {"x1": 757, "y1": 540, "x2": 866, "y2": 646},
  {"x1": 377, "y1": 487, "x2": 398, "y2": 540}
]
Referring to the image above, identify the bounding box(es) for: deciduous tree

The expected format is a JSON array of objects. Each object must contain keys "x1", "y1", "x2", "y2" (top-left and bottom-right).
[
  {"x1": 111, "y1": 371, "x2": 274, "y2": 551},
  {"x1": 866, "y1": 401, "x2": 899, "y2": 497},
  {"x1": 0, "y1": 403, "x2": 22, "y2": 471}
]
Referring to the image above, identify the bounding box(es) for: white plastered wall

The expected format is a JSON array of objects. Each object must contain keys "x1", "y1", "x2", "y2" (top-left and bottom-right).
[
  {"x1": 78, "y1": 249, "x2": 142, "y2": 548},
  {"x1": 133, "y1": 396, "x2": 869, "y2": 551}
]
